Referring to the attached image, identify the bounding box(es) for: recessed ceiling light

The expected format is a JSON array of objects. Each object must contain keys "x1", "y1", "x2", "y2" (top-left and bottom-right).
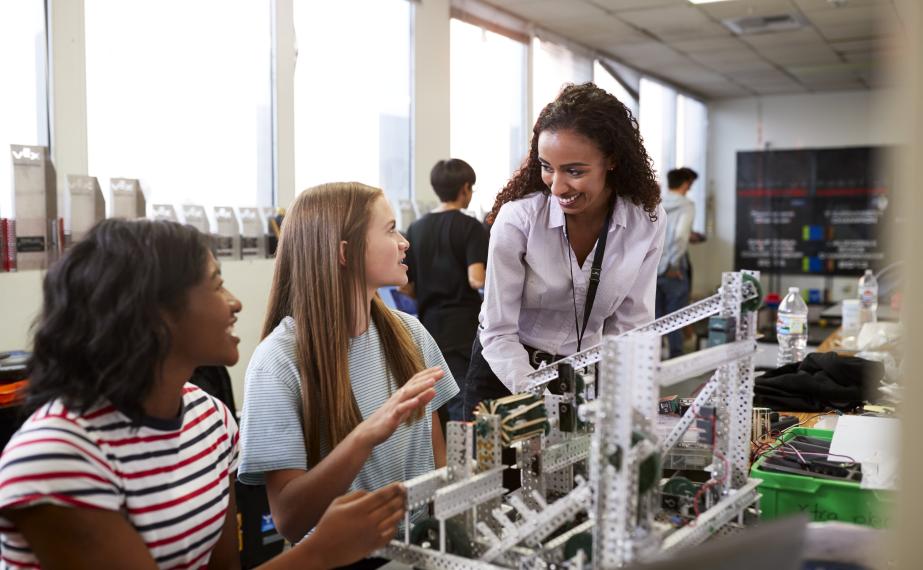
[{"x1": 688, "y1": 0, "x2": 737, "y2": 4}]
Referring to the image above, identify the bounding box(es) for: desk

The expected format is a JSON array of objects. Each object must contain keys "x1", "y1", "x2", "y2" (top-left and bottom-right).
[
  {"x1": 786, "y1": 411, "x2": 836, "y2": 429},
  {"x1": 816, "y1": 328, "x2": 856, "y2": 355}
]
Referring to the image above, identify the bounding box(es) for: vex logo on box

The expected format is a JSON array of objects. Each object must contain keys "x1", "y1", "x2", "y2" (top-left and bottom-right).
[{"x1": 11, "y1": 147, "x2": 40, "y2": 162}]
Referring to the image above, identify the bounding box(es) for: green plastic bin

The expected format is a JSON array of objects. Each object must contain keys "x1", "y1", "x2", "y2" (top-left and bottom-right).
[{"x1": 750, "y1": 427, "x2": 893, "y2": 528}]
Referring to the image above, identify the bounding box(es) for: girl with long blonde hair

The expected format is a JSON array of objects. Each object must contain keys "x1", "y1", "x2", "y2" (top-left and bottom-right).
[{"x1": 238, "y1": 183, "x2": 457, "y2": 555}]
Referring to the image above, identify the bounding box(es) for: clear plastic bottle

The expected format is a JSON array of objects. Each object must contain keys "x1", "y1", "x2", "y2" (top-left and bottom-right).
[
  {"x1": 858, "y1": 269, "x2": 878, "y2": 324},
  {"x1": 776, "y1": 287, "x2": 808, "y2": 367}
]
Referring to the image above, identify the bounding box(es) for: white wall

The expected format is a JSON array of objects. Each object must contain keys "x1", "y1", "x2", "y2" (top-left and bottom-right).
[
  {"x1": 692, "y1": 89, "x2": 900, "y2": 300},
  {"x1": 0, "y1": 259, "x2": 274, "y2": 410}
]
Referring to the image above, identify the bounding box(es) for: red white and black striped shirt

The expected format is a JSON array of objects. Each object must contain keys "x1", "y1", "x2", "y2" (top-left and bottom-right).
[{"x1": 0, "y1": 384, "x2": 239, "y2": 569}]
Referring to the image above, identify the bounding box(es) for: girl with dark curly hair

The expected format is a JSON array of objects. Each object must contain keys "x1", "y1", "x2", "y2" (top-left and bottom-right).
[
  {"x1": 461, "y1": 82, "x2": 667, "y2": 420},
  {"x1": 0, "y1": 218, "x2": 405, "y2": 569}
]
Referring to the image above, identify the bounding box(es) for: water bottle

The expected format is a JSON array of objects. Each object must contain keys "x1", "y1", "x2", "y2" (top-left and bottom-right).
[
  {"x1": 776, "y1": 287, "x2": 808, "y2": 367},
  {"x1": 858, "y1": 269, "x2": 878, "y2": 324}
]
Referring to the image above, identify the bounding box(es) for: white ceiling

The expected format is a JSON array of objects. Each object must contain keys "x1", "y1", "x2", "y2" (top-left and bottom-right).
[{"x1": 482, "y1": 0, "x2": 904, "y2": 99}]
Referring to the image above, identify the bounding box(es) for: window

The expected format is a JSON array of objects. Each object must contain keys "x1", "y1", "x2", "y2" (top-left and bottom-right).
[
  {"x1": 449, "y1": 18, "x2": 527, "y2": 219},
  {"x1": 676, "y1": 95, "x2": 708, "y2": 233},
  {"x1": 85, "y1": 0, "x2": 273, "y2": 214},
  {"x1": 593, "y1": 60, "x2": 638, "y2": 120},
  {"x1": 0, "y1": 0, "x2": 47, "y2": 218},
  {"x1": 640, "y1": 79, "x2": 708, "y2": 233},
  {"x1": 639, "y1": 78, "x2": 677, "y2": 194},
  {"x1": 532, "y1": 37, "x2": 592, "y2": 124},
  {"x1": 293, "y1": 0, "x2": 411, "y2": 208}
]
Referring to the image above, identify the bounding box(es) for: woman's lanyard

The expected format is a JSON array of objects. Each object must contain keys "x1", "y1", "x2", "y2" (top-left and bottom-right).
[{"x1": 565, "y1": 202, "x2": 613, "y2": 353}]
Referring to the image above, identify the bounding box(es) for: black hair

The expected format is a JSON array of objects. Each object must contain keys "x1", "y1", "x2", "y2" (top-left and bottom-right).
[
  {"x1": 430, "y1": 159, "x2": 477, "y2": 202},
  {"x1": 489, "y1": 82, "x2": 660, "y2": 224},
  {"x1": 667, "y1": 167, "x2": 698, "y2": 190},
  {"x1": 26, "y1": 218, "x2": 211, "y2": 424}
]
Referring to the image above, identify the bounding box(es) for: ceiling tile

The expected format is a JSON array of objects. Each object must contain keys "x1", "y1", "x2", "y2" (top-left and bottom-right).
[
  {"x1": 589, "y1": 0, "x2": 687, "y2": 12},
  {"x1": 814, "y1": 21, "x2": 889, "y2": 41},
  {"x1": 554, "y1": 12, "x2": 648, "y2": 43},
  {"x1": 500, "y1": 0, "x2": 607, "y2": 23},
  {"x1": 739, "y1": 27, "x2": 826, "y2": 48},
  {"x1": 654, "y1": 63, "x2": 727, "y2": 85},
  {"x1": 753, "y1": 82, "x2": 808, "y2": 95},
  {"x1": 605, "y1": 41, "x2": 687, "y2": 66},
  {"x1": 701, "y1": 59, "x2": 778, "y2": 74},
  {"x1": 697, "y1": 83, "x2": 753, "y2": 98},
  {"x1": 545, "y1": 13, "x2": 639, "y2": 38},
  {"x1": 583, "y1": 30, "x2": 654, "y2": 49},
  {"x1": 688, "y1": 48, "x2": 763, "y2": 65},
  {"x1": 696, "y1": 0, "x2": 798, "y2": 20},
  {"x1": 793, "y1": 0, "x2": 890, "y2": 11},
  {"x1": 786, "y1": 63, "x2": 860, "y2": 82},
  {"x1": 486, "y1": 0, "x2": 882, "y2": 98},
  {"x1": 803, "y1": 79, "x2": 866, "y2": 91},
  {"x1": 841, "y1": 50, "x2": 880, "y2": 64},
  {"x1": 799, "y1": 4, "x2": 887, "y2": 24},
  {"x1": 757, "y1": 44, "x2": 842, "y2": 66},
  {"x1": 830, "y1": 38, "x2": 883, "y2": 53},
  {"x1": 727, "y1": 68, "x2": 794, "y2": 83},
  {"x1": 668, "y1": 37, "x2": 751, "y2": 53},
  {"x1": 652, "y1": 21, "x2": 732, "y2": 42},
  {"x1": 617, "y1": 5, "x2": 712, "y2": 28}
]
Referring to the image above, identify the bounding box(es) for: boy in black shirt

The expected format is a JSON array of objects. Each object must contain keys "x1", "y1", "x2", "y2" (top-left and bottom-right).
[{"x1": 403, "y1": 159, "x2": 489, "y2": 421}]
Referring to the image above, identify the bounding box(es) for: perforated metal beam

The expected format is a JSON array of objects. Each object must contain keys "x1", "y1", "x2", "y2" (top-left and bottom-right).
[
  {"x1": 660, "y1": 372, "x2": 720, "y2": 456},
  {"x1": 656, "y1": 339, "x2": 757, "y2": 387},
  {"x1": 518, "y1": 277, "x2": 760, "y2": 393},
  {"x1": 659, "y1": 478, "x2": 762, "y2": 553}
]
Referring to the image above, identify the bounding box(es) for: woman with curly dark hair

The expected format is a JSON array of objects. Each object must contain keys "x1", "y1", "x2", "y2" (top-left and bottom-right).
[
  {"x1": 461, "y1": 82, "x2": 667, "y2": 420},
  {"x1": 0, "y1": 218, "x2": 405, "y2": 569}
]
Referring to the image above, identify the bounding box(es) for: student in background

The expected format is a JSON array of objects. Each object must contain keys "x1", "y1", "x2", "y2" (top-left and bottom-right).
[
  {"x1": 463, "y1": 82, "x2": 666, "y2": 418},
  {"x1": 0, "y1": 218, "x2": 406, "y2": 569},
  {"x1": 657, "y1": 167, "x2": 697, "y2": 358},
  {"x1": 403, "y1": 159, "x2": 489, "y2": 422},
  {"x1": 238, "y1": 183, "x2": 457, "y2": 569}
]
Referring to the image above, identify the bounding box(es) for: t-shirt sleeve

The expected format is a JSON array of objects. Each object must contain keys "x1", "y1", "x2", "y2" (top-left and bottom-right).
[
  {"x1": 237, "y1": 353, "x2": 309, "y2": 486},
  {"x1": 217, "y1": 399, "x2": 241, "y2": 473},
  {"x1": 0, "y1": 417, "x2": 122, "y2": 517},
  {"x1": 463, "y1": 217, "x2": 489, "y2": 267}
]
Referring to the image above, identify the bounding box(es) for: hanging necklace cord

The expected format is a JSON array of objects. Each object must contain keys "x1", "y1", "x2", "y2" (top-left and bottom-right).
[{"x1": 564, "y1": 199, "x2": 614, "y2": 353}]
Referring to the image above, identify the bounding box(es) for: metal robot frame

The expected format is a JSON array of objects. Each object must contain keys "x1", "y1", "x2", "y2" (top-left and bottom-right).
[{"x1": 378, "y1": 270, "x2": 764, "y2": 569}]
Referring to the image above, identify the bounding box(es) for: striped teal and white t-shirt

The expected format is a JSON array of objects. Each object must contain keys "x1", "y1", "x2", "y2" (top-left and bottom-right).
[{"x1": 237, "y1": 310, "x2": 457, "y2": 520}]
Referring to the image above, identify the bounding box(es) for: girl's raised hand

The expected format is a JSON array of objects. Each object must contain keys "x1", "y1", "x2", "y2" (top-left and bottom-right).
[{"x1": 356, "y1": 367, "x2": 443, "y2": 448}]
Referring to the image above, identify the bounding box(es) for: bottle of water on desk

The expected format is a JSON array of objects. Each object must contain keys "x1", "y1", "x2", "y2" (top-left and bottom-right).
[
  {"x1": 777, "y1": 287, "x2": 808, "y2": 367},
  {"x1": 858, "y1": 269, "x2": 878, "y2": 324}
]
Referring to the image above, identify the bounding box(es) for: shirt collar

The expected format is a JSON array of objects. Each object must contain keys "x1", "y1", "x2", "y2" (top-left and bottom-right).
[{"x1": 546, "y1": 192, "x2": 628, "y2": 231}]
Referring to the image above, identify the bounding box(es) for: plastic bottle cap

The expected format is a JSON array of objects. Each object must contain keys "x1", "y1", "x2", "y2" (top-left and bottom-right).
[{"x1": 788, "y1": 287, "x2": 799, "y2": 293}]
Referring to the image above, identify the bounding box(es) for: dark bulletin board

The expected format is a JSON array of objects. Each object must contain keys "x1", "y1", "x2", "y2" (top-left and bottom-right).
[{"x1": 734, "y1": 146, "x2": 891, "y2": 276}]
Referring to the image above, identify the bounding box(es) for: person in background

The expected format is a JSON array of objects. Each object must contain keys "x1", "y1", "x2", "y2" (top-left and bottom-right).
[
  {"x1": 657, "y1": 167, "x2": 697, "y2": 358},
  {"x1": 0, "y1": 218, "x2": 405, "y2": 570},
  {"x1": 463, "y1": 82, "x2": 666, "y2": 419},
  {"x1": 238, "y1": 183, "x2": 457, "y2": 570},
  {"x1": 403, "y1": 159, "x2": 489, "y2": 422}
]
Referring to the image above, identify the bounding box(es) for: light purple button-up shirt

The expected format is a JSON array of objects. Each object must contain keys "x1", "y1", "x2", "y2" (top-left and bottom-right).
[{"x1": 479, "y1": 191, "x2": 666, "y2": 392}]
